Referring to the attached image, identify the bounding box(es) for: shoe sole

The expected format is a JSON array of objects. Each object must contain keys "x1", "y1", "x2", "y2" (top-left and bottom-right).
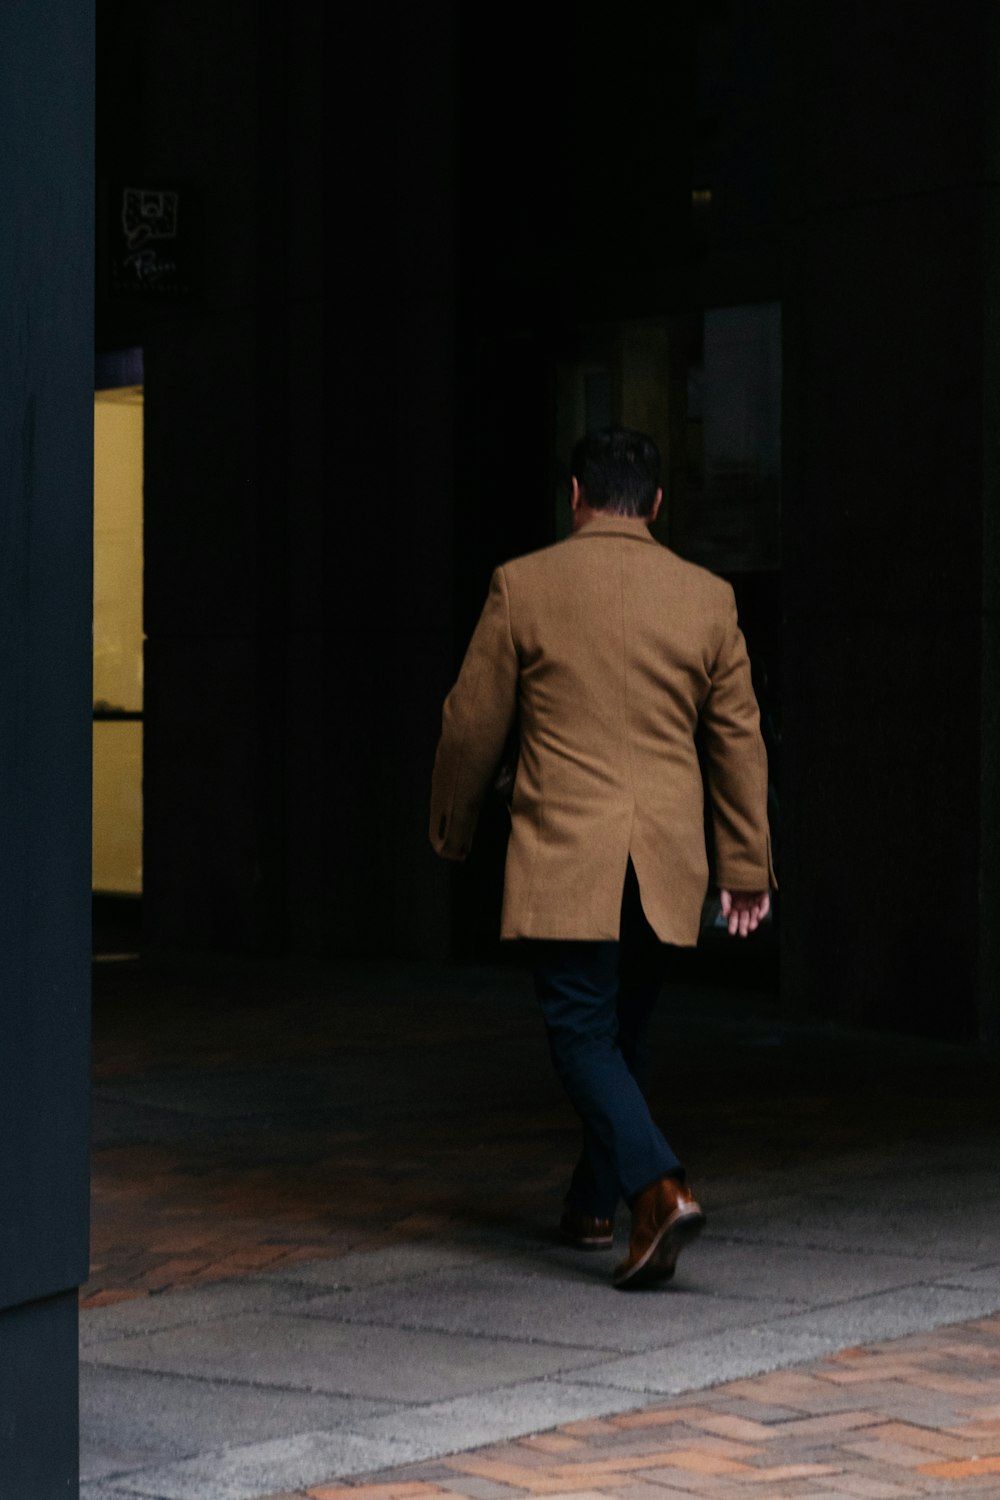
[
  {"x1": 560, "y1": 1231, "x2": 614, "y2": 1251},
  {"x1": 612, "y1": 1207, "x2": 706, "y2": 1289}
]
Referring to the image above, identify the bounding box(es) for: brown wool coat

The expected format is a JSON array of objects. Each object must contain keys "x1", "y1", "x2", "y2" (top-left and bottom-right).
[{"x1": 430, "y1": 513, "x2": 775, "y2": 944}]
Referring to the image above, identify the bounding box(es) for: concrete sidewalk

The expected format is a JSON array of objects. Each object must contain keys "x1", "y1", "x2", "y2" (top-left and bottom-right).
[{"x1": 81, "y1": 958, "x2": 1000, "y2": 1499}]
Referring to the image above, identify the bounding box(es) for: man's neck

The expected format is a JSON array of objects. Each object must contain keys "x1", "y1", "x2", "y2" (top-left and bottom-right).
[{"x1": 571, "y1": 504, "x2": 652, "y2": 534}]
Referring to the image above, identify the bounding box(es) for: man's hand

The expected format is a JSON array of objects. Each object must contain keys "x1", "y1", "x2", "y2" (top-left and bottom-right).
[{"x1": 719, "y1": 889, "x2": 771, "y2": 938}]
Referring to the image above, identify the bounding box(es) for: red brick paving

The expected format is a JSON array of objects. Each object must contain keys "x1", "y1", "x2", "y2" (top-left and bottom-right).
[{"x1": 85, "y1": 960, "x2": 573, "y2": 1305}]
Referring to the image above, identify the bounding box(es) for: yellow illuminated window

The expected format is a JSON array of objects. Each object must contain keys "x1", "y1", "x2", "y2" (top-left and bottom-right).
[{"x1": 93, "y1": 385, "x2": 144, "y2": 895}]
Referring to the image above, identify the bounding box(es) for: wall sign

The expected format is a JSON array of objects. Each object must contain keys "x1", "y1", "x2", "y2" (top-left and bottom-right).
[{"x1": 108, "y1": 184, "x2": 199, "y2": 298}]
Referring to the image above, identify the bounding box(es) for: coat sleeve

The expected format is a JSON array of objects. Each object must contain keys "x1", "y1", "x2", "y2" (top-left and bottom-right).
[
  {"x1": 430, "y1": 566, "x2": 519, "y2": 861},
  {"x1": 700, "y1": 586, "x2": 777, "y2": 892}
]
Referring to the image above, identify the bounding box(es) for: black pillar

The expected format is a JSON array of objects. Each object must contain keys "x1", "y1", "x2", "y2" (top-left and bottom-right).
[{"x1": 0, "y1": 2, "x2": 94, "y2": 1492}]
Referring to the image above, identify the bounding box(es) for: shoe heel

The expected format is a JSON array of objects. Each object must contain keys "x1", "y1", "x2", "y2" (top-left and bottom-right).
[{"x1": 651, "y1": 1209, "x2": 706, "y2": 1278}]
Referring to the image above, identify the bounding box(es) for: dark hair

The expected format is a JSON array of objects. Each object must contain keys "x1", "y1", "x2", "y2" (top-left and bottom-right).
[{"x1": 570, "y1": 428, "x2": 661, "y2": 517}]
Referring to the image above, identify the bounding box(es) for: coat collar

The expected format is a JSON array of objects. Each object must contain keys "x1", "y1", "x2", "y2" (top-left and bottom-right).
[{"x1": 567, "y1": 512, "x2": 659, "y2": 544}]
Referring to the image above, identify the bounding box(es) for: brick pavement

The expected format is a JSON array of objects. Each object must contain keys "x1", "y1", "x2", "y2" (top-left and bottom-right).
[
  {"x1": 85, "y1": 957, "x2": 570, "y2": 1309},
  {"x1": 257, "y1": 1314, "x2": 1000, "y2": 1498}
]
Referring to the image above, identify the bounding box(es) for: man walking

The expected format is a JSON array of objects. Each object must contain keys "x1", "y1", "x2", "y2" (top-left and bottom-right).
[{"x1": 430, "y1": 428, "x2": 774, "y2": 1288}]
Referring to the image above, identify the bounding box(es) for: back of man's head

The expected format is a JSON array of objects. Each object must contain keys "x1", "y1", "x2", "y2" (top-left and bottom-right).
[{"x1": 571, "y1": 428, "x2": 661, "y2": 517}]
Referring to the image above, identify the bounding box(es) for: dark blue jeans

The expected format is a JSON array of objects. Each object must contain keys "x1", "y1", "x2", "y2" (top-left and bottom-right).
[{"x1": 530, "y1": 861, "x2": 682, "y2": 1215}]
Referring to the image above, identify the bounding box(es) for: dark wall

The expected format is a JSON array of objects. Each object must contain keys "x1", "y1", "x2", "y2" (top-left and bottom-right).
[
  {"x1": 94, "y1": 2, "x2": 999, "y2": 1041},
  {"x1": 322, "y1": 4, "x2": 458, "y2": 956},
  {"x1": 97, "y1": 3, "x2": 327, "y2": 952},
  {"x1": 780, "y1": 0, "x2": 997, "y2": 1039},
  {"x1": 97, "y1": 2, "x2": 457, "y2": 957},
  {"x1": 0, "y1": 2, "x2": 94, "y2": 1491}
]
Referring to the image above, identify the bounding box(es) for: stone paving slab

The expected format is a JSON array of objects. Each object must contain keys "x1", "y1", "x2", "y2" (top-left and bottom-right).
[
  {"x1": 620, "y1": 1236, "x2": 976, "y2": 1306},
  {"x1": 785, "y1": 1284, "x2": 1000, "y2": 1344},
  {"x1": 81, "y1": 1487, "x2": 152, "y2": 1500},
  {"x1": 82, "y1": 1433, "x2": 417, "y2": 1500},
  {"x1": 556, "y1": 1325, "x2": 854, "y2": 1400},
  {"x1": 930, "y1": 1264, "x2": 1000, "y2": 1292},
  {"x1": 259, "y1": 1241, "x2": 512, "y2": 1292},
  {"x1": 294, "y1": 1269, "x2": 801, "y2": 1353},
  {"x1": 713, "y1": 1189, "x2": 1000, "y2": 1261},
  {"x1": 345, "y1": 1383, "x2": 663, "y2": 1471},
  {"x1": 86, "y1": 1309, "x2": 609, "y2": 1402},
  {"x1": 81, "y1": 1275, "x2": 325, "y2": 1350},
  {"x1": 81, "y1": 1366, "x2": 394, "y2": 1482}
]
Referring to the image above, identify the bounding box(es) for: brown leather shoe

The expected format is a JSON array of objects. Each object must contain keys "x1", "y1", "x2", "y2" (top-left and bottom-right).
[
  {"x1": 613, "y1": 1176, "x2": 705, "y2": 1288},
  {"x1": 559, "y1": 1200, "x2": 614, "y2": 1250}
]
